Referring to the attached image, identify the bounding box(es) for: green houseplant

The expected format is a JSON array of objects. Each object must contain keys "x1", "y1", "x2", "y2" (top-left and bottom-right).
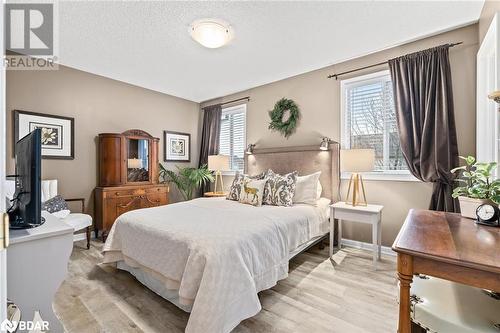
[
  {"x1": 159, "y1": 163, "x2": 214, "y2": 201},
  {"x1": 451, "y1": 156, "x2": 500, "y2": 218}
]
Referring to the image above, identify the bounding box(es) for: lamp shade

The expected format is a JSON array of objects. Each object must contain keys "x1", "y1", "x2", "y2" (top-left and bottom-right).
[
  {"x1": 128, "y1": 158, "x2": 143, "y2": 169},
  {"x1": 340, "y1": 149, "x2": 375, "y2": 173},
  {"x1": 208, "y1": 155, "x2": 230, "y2": 171}
]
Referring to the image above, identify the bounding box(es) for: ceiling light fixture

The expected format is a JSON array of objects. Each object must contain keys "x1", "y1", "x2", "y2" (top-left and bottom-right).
[{"x1": 190, "y1": 19, "x2": 233, "y2": 49}]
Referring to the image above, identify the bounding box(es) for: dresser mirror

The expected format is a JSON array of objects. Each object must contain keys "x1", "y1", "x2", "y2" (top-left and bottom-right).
[{"x1": 127, "y1": 138, "x2": 150, "y2": 182}]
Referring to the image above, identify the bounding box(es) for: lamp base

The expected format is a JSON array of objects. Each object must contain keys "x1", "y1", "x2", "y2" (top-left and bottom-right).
[
  {"x1": 213, "y1": 170, "x2": 225, "y2": 194},
  {"x1": 345, "y1": 173, "x2": 367, "y2": 207}
]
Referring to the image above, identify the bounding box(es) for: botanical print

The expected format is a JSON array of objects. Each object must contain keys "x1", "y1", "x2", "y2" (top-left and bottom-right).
[
  {"x1": 29, "y1": 123, "x2": 62, "y2": 148},
  {"x1": 170, "y1": 138, "x2": 185, "y2": 156},
  {"x1": 40, "y1": 127, "x2": 58, "y2": 145},
  {"x1": 164, "y1": 131, "x2": 190, "y2": 162},
  {"x1": 15, "y1": 110, "x2": 74, "y2": 159}
]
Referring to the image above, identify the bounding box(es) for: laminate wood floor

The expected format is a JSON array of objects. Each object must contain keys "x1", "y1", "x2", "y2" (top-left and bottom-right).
[{"x1": 54, "y1": 241, "x2": 398, "y2": 333}]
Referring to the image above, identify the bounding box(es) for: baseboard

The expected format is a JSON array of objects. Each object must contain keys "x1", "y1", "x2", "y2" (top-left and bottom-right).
[{"x1": 341, "y1": 238, "x2": 396, "y2": 256}]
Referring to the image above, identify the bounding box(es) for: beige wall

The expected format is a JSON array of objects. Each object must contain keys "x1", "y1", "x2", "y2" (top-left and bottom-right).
[
  {"x1": 479, "y1": 0, "x2": 500, "y2": 44},
  {"x1": 6, "y1": 65, "x2": 201, "y2": 213},
  {"x1": 203, "y1": 24, "x2": 478, "y2": 246}
]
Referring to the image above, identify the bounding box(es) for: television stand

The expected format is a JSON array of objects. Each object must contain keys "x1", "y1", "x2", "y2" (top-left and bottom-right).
[{"x1": 7, "y1": 211, "x2": 73, "y2": 333}]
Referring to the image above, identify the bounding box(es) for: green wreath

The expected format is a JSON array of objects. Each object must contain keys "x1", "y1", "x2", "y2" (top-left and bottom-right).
[{"x1": 268, "y1": 98, "x2": 300, "y2": 138}]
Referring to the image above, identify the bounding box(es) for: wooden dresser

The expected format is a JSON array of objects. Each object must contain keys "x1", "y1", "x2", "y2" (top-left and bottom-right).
[
  {"x1": 393, "y1": 209, "x2": 500, "y2": 333},
  {"x1": 95, "y1": 129, "x2": 169, "y2": 240}
]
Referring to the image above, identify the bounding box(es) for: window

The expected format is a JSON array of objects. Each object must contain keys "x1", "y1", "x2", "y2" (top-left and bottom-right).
[
  {"x1": 219, "y1": 104, "x2": 246, "y2": 172},
  {"x1": 341, "y1": 71, "x2": 412, "y2": 180}
]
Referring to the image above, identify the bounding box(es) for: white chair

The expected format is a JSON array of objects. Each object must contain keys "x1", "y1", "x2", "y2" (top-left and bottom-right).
[{"x1": 6, "y1": 179, "x2": 92, "y2": 249}]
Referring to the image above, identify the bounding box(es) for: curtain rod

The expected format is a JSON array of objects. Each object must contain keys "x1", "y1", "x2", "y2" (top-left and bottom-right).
[
  {"x1": 204, "y1": 96, "x2": 250, "y2": 109},
  {"x1": 327, "y1": 42, "x2": 463, "y2": 80}
]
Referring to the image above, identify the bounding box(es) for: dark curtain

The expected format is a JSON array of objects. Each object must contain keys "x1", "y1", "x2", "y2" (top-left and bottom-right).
[
  {"x1": 198, "y1": 104, "x2": 222, "y2": 195},
  {"x1": 388, "y1": 45, "x2": 459, "y2": 212}
]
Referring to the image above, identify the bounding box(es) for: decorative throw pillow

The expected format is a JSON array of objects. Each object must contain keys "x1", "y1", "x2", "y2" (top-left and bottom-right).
[
  {"x1": 41, "y1": 195, "x2": 69, "y2": 213},
  {"x1": 293, "y1": 171, "x2": 322, "y2": 205},
  {"x1": 227, "y1": 171, "x2": 267, "y2": 201},
  {"x1": 263, "y1": 170, "x2": 298, "y2": 206},
  {"x1": 239, "y1": 178, "x2": 266, "y2": 207}
]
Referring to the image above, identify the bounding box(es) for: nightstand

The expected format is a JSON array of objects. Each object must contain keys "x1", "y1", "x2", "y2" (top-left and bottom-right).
[
  {"x1": 330, "y1": 202, "x2": 383, "y2": 269},
  {"x1": 204, "y1": 192, "x2": 228, "y2": 198}
]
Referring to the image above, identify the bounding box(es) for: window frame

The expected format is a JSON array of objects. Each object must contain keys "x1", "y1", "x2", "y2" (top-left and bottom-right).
[
  {"x1": 340, "y1": 70, "x2": 418, "y2": 182},
  {"x1": 219, "y1": 103, "x2": 247, "y2": 175}
]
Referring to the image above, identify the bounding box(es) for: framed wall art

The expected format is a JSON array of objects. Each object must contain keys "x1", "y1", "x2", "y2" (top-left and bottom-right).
[
  {"x1": 164, "y1": 130, "x2": 191, "y2": 162},
  {"x1": 14, "y1": 110, "x2": 75, "y2": 159}
]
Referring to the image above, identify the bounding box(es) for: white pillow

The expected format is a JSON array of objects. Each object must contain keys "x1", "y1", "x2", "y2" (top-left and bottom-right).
[
  {"x1": 293, "y1": 171, "x2": 321, "y2": 205},
  {"x1": 317, "y1": 181, "x2": 323, "y2": 199},
  {"x1": 48, "y1": 209, "x2": 71, "y2": 219}
]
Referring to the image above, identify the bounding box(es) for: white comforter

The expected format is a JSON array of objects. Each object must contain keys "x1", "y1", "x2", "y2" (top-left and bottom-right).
[{"x1": 103, "y1": 197, "x2": 329, "y2": 333}]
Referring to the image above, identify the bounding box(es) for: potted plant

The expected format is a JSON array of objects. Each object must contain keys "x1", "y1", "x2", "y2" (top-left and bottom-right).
[
  {"x1": 451, "y1": 156, "x2": 500, "y2": 218},
  {"x1": 159, "y1": 163, "x2": 214, "y2": 201}
]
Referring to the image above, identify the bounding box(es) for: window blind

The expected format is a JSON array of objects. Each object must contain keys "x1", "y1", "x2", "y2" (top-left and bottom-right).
[
  {"x1": 219, "y1": 105, "x2": 246, "y2": 172},
  {"x1": 344, "y1": 73, "x2": 407, "y2": 171}
]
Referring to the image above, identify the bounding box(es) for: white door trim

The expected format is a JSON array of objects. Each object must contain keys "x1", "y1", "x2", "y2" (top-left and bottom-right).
[
  {"x1": 0, "y1": 0, "x2": 8, "y2": 326},
  {"x1": 477, "y1": 12, "x2": 500, "y2": 177}
]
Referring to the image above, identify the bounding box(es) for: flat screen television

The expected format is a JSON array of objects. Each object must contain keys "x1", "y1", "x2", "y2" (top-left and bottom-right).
[{"x1": 8, "y1": 129, "x2": 45, "y2": 229}]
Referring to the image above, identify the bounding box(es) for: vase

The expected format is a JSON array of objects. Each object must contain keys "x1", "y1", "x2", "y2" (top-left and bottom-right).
[{"x1": 458, "y1": 196, "x2": 495, "y2": 219}]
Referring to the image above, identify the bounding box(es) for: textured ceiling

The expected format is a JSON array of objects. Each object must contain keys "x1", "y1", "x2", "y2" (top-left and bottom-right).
[{"x1": 57, "y1": 1, "x2": 484, "y2": 102}]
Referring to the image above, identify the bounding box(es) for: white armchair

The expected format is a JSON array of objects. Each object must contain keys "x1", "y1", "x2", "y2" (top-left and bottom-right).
[
  {"x1": 6, "y1": 179, "x2": 92, "y2": 249},
  {"x1": 43, "y1": 180, "x2": 92, "y2": 249}
]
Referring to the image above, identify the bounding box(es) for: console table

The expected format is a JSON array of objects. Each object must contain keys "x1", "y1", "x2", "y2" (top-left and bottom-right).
[
  {"x1": 392, "y1": 209, "x2": 500, "y2": 333},
  {"x1": 7, "y1": 212, "x2": 73, "y2": 333}
]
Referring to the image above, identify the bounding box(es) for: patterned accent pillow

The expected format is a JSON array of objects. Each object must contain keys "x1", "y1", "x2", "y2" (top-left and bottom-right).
[
  {"x1": 239, "y1": 178, "x2": 266, "y2": 207},
  {"x1": 226, "y1": 171, "x2": 268, "y2": 201},
  {"x1": 263, "y1": 170, "x2": 298, "y2": 206},
  {"x1": 41, "y1": 195, "x2": 69, "y2": 213}
]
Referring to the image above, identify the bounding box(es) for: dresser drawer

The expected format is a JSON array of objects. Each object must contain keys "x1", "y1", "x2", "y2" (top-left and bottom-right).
[
  {"x1": 142, "y1": 193, "x2": 168, "y2": 207},
  {"x1": 145, "y1": 186, "x2": 168, "y2": 194}
]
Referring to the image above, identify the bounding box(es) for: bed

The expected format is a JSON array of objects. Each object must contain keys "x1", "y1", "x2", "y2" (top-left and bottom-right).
[{"x1": 102, "y1": 145, "x2": 340, "y2": 333}]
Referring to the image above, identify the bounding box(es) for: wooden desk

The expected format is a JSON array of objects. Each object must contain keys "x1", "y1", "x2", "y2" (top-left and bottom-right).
[{"x1": 392, "y1": 209, "x2": 500, "y2": 333}]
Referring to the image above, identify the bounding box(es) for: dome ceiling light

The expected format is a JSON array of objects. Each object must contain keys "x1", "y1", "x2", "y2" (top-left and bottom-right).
[{"x1": 190, "y1": 19, "x2": 233, "y2": 49}]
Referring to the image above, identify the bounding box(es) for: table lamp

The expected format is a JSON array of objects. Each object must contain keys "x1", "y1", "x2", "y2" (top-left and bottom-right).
[
  {"x1": 208, "y1": 155, "x2": 230, "y2": 194},
  {"x1": 340, "y1": 149, "x2": 375, "y2": 206},
  {"x1": 127, "y1": 158, "x2": 143, "y2": 169}
]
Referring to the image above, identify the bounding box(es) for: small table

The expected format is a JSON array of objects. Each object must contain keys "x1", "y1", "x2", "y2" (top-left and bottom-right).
[
  {"x1": 330, "y1": 202, "x2": 383, "y2": 268},
  {"x1": 392, "y1": 209, "x2": 500, "y2": 333},
  {"x1": 204, "y1": 192, "x2": 228, "y2": 198}
]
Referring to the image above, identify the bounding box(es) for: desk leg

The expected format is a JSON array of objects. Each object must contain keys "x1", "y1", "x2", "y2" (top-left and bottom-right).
[{"x1": 397, "y1": 253, "x2": 413, "y2": 333}]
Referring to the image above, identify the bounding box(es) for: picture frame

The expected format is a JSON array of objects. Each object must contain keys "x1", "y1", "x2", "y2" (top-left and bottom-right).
[
  {"x1": 164, "y1": 130, "x2": 191, "y2": 162},
  {"x1": 13, "y1": 110, "x2": 75, "y2": 160}
]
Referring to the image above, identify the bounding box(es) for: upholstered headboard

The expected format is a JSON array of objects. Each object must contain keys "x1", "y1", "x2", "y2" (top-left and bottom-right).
[{"x1": 244, "y1": 144, "x2": 340, "y2": 201}]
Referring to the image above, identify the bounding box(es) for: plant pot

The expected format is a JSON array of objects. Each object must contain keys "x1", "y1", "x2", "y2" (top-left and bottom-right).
[{"x1": 458, "y1": 196, "x2": 495, "y2": 219}]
